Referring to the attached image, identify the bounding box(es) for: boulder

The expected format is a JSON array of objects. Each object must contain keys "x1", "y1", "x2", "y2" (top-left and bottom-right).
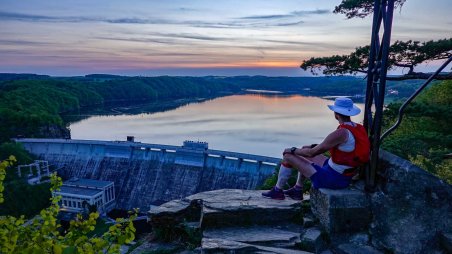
[
  {"x1": 299, "y1": 227, "x2": 326, "y2": 253},
  {"x1": 369, "y1": 151, "x2": 452, "y2": 254},
  {"x1": 348, "y1": 232, "x2": 370, "y2": 246},
  {"x1": 303, "y1": 216, "x2": 315, "y2": 228},
  {"x1": 440, "y1": 232, "x2": 452, "y2": 253},
  {"x1": 310, "y1": 187, "x2": 371, "y2": 233}
]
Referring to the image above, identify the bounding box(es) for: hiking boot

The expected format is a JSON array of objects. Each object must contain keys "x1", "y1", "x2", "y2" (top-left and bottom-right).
[
  {"x1": 283, "y1": 186, "x2": 303, "y2": 200},
  {"x1": 262, "y1": 186, "x2": 285, "y2": 200}
]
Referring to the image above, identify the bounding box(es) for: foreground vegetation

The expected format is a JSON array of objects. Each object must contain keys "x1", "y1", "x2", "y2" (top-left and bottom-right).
[
  {"x1": 0, "y1": 142, "x2": 52, "y2": 217},
  {"x1": 0, "y1": 158, "x2": 137, "y2": 253}
]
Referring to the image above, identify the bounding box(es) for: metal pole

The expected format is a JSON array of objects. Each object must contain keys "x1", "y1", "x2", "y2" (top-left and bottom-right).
[
  {"x1": 363, "y1": 0, "x2": 382, "y2": 131},
  {"x1": 364, "y1": 0, "x2": 395, "y2": 191}
]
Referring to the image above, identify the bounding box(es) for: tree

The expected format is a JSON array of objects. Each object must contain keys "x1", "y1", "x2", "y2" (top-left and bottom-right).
[
  {"x1": 0, "y1": 157, "x2": 137, "y2": 254},
  {"x1": 334, "y1": 0, "x2": 407, "y2": 19},
  {"x1": 301, "y1": 38, "x2": 452, "y2": 80},
  {"x1": 301, "y1": 0, "x2": 452, "y2": 80}
]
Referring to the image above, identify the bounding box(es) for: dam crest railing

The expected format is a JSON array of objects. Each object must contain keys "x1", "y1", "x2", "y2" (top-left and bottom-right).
[{"x1": 14, "y1": 138, "x2": 281, "y2": 168}]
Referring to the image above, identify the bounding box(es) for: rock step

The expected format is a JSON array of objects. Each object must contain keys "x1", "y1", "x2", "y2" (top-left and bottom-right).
[
  {"x1": 202, "y1": 238, "x2": 313, "y2": 254},
  {"x1": 310, "y1": 187, "x2": 371, "y2": 233},
  {"x1": 203, "y1": 225, "x2": 302, "y2": 249},
  {"x1": 149, "y1": 189, "x2": 302, "y2": 228}
]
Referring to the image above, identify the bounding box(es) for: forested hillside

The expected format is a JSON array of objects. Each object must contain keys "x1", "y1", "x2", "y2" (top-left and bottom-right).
[
  {"x1": 0, "y1": 76, "x2": 240, "y2": 142},
  {"x1": 382, "y1": 80, "x2": 452, "y2": 183}
]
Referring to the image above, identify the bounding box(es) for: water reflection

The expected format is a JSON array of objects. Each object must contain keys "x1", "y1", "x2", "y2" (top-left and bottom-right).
[{"x1": 69, "y1": 94, "x2": 364, "y2": 158}]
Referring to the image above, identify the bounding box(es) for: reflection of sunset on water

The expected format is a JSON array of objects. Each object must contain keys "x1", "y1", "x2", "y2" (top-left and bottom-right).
[{"x1": 70, "y1": 95, "x2": 364, "y2": 157}]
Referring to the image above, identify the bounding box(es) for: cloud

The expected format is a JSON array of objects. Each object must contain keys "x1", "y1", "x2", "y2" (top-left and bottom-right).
[
  {"x1": 0, "y1": 10, "x2": 308, "y2": 28},
  {"x1": 227, "y1": 9, "x2": 329, "y2": 28},
  {"x1": 106, "y1": 18, "x2": 174, "y2": 25},
  {"x1": 291, "y1": 9, "x2": 330, "y2": 16},
  {"x1": 94, "y1": 36, "x2": 175, "y2": 44},
  {"x1": 274, "y1": 21, "x2": 304, "y2": 26},
  {"x1": 0, "y1": 39, "x2": 57, "y2": 46},
  {"x1": 175, "y1": 7, "x2": 200, "y2": 12},
  {"x1": 0, "y1": 11, "x2": 99, "y2": 23},
  {"x1": 94, "y1": 32, "x2": 233, "y2": 48},
  {"x1": 156, "y1": 33, "x2": 230, "y2": 41},
  {"x1": 240, "y1": 14, "x2": 293, "y2": 20},
  {"x1": 238, "y1": 9, "x2": 330, "y2": 20},
  {"x1": 0, "y1": 11, "x2": 172, "y2": 25},
  {"x1": 0, "y1": 11, "x2": 60, "y2": 22},
  {"x1": 190, "y1": 20, "x2": 304, "y2": 29}
]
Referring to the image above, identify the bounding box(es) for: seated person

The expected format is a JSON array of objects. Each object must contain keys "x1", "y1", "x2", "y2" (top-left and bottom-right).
[{"x1": 262, "y1": 97, "x2": 370, "y2": 200}]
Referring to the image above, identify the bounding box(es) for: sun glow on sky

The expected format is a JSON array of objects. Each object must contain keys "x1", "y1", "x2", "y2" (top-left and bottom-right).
[{"x1": 0, "y1": 0, "x2": 451, "y2": 76}]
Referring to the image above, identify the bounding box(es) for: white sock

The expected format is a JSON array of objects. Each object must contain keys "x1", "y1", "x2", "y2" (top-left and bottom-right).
[
  {"x1": 296, "y1": 172, "x2": 304, "y2": 187},
  {"x1": 276, "y1": 165, "x2": 292, "y2": 189}
]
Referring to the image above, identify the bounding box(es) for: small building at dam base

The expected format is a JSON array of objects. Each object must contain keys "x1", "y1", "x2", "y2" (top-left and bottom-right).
[{"x1": 53, "y1": 178, "x2": 115, "y2": 214}]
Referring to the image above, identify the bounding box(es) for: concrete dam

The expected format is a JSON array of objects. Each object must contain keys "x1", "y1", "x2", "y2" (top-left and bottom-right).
[{"x1": 15, "y1": 138, "x2": 280, "y2": 211}]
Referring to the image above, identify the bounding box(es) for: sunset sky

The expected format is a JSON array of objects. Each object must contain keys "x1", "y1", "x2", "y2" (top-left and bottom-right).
[{"x1": 1, "y1": 0, "x2": 451, "y2": 76}]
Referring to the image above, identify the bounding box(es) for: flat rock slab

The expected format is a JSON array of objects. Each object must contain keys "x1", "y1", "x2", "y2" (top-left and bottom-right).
[
  {"x1": 204, "y1": 226, "x2": 301, "y2": 248},
  {"x1": 200, "y1": 189, "x2": 302, "y2": 227},
  {"x1": 149, "y1": 189, "x2": 302, "y2": 228},
  {"x1": 202, "y1": 238, "x2": 313, "y2": 254},
  {"x1": 310, "y1": 187, "x2": 371, "y2": 233}
]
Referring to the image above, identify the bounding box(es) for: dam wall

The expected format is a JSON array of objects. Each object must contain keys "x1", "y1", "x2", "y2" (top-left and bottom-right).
[{"x1": 15, "y1": 138, "x2": 280, "y2": 211}]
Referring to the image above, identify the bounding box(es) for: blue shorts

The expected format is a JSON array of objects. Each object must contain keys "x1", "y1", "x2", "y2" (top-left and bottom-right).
[{"x1": 309, "y1": 160, "x2": 352, "y2": 189}]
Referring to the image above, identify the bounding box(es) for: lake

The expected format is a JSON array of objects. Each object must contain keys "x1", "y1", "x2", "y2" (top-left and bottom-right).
[{"x1": 69, "y1": 94, "x2": 365, "y2": 158}]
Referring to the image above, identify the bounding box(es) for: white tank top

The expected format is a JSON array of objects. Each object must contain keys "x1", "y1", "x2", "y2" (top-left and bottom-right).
[{"x1": 328, "y1": 122, "x2": 356, "y2": 173}]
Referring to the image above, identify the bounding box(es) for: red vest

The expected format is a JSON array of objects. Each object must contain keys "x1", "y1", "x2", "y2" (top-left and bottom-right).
[{"x1": 329, "y1": 123, "x2": 370, "y2": 168}]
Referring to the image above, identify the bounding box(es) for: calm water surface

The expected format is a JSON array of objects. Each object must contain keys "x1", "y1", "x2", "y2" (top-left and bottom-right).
[{"x1": 69, "y1": 94, "x2": 364, "y2": 158}]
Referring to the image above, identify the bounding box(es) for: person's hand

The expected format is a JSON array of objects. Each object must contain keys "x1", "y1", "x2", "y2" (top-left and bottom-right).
[
  {"x1": 283, "y1": 148, "x2": 292, "y2": 155},
  {"x1": 302, "y1": 145, "x2": 311, "y2": 149}
]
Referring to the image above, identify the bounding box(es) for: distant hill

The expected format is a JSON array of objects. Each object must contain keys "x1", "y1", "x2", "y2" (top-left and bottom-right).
[
  {"x1": 205, "y1": 75, "x2": 423, "y2": 98},
  {"x1": 0, "y1": 73, "x2": 51, "y2": 81}
]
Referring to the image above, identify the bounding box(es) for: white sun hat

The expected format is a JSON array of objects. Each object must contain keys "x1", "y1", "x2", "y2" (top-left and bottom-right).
[{"x1": 327, "y1": 97, "x2": 361, "y2": 116}]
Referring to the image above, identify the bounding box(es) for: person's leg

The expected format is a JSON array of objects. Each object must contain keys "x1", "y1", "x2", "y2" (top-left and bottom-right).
[
  {"x1": 309, "y1": 154, "x2": 328, "y2": 167},
  {"x1": 291, "y1": 155, "x2": 326, "y2": 191},
  {"x1": 282, "y1": 153, "x2": 317, "y2": 178},
  {"x1": 296, "y1": 172, "x2": 305, "y2": 187},
  {"x1": 278, "y1": 154, "x2": 317, "y2": 200},
  {"x1": 263, "y1": 152, "x2": 319, "y2": 200},
  {"x1": 262, "y1": 160, "x2": 293, "y2": 200},
  {"x1": 277, "y1": 154, "x2": 315, "y2": 189},
  {"x1": 281, "y1": 172, "x2": 305, "y2": 200},
  {"x1": 276, "y1": 164, "x2": 292, "y2": 189}
]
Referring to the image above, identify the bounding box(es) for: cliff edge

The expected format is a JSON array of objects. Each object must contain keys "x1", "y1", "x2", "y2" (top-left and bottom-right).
[{"x1": 144, "y1": 151, "x2": 451, "y2": 254}]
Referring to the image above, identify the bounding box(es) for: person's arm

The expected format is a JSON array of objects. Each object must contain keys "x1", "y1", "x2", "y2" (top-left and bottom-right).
[{"x1": 292, "y1": 128, "x2": 349, "y2": 158}]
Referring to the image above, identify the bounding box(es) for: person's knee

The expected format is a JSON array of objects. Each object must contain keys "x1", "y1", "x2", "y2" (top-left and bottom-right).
[
  {"x1": 283, "y1": 153, "x2": 292, "y2": 160},
  {"x1": 282, "y1": 154, "x2": 296, "y2": 168}
]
